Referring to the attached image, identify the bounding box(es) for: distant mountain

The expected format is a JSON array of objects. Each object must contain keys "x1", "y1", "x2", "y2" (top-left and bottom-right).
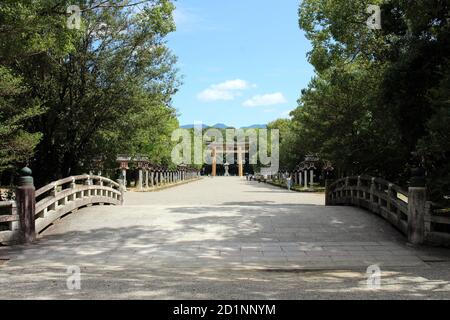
[
  {"x1": 180, "y1": 123, "x2": 267, "y2": 129},
  {"x1": 211, "y1": 123, "x2": 229, "y2": 129},
  {"x1": 180, "y1": 124, "x2": 209, "y2": 129},
  {"x1": 241, "y1": 124, "x2": 267, "y2": 129}
]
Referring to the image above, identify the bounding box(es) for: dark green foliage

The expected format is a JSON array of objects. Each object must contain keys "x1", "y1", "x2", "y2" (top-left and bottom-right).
[
  {"x1": 0, "y1": 1, "x2": 180, "y2": 186},
  {"x1": 272, "y1": 0, "x2": 449, "y2": 203}
]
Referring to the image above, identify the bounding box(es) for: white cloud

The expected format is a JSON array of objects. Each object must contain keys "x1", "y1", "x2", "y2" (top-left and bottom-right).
[
  {"x1": 197, "y1": 88, "x2": 234, "y2": 101},
  {"x1": 243, "y1": 93, "x2": 288, "y2": 107},
  {"x1": 197, "y1": 79, "x2": 253, "y2": 102},
  {"x1": 212, "y1": 79, "x2": 253, "y2": 91}
]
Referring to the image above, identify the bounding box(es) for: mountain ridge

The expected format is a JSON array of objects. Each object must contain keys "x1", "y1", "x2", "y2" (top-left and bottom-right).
[{"x1": 180, "y1": 123, "x2": 267, "y2": 129}]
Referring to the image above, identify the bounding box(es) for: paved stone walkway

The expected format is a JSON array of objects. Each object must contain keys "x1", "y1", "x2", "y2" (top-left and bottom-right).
[{"x1": 1, "y1": 177, "x2": 450, "y2": 299}]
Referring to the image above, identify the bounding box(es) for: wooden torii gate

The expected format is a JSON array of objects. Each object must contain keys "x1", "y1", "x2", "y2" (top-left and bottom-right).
[{"x1": 208, "y1": 142, "x2": 248, "y2": 177}]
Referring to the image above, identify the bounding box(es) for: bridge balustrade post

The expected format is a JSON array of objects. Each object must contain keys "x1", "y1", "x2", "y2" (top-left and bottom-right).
[
  {"x1": 356, "y1": 176, "x2": 362, "y2": 205},
  {"x1": 345, "y1": 177, "x2": 350, "y2": 201},
  {"x1": 16, "y1": 167, "x2": 36, "y2": 244},
  {"x1": 370, "y1": 178, "x2": 376, "y2": 203},
  {"x1": 407, "y1": 167, "x2": 427, "y2": 245},
  {"x1": 387, "y1": 183, "x2": 393, "y2": 212},
  {"x1": 70, "y1": 177, "x2": 76, "y2": 189},
  {"x1": 85, "y1": 174, "x2": 93, "y2": 196},
  {"x1": 69, "y1": 177, "x2": 76, "y2": 202}
]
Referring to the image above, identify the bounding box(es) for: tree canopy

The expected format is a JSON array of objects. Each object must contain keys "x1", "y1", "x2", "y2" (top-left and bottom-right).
[
  {"x1": 269, "y1": 0, "x2": 449, "y2": 203},
  {"x1": 0, "y1": 0, "x2": 180, "y2": 186}
]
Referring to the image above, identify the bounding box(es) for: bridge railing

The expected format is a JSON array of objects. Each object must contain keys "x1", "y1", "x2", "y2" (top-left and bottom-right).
[
  {"x1": 326, "y1": 175, "x2": 450, "y2": 246},
  {"x1": 0, "y1": 173, "x2": 123, "y2": 245},
  {"x1": 425, "y1": 202, "x2": 450, "y2": 246},
  {"x1": 0, "y1": 201, "x2": 19, "y2": 244},
  {"x1": 34, "y1": 175, "x2": 123, "y2": 234}
]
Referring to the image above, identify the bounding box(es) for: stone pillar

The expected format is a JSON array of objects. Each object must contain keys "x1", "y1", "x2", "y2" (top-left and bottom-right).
[
  {"x1": 138, "y1": 169, "x2": 143, "y2": 190},
  {"x1": 304, "y1": 170, "x2": 308, "y2": 188},
  {"x1": 16, "y1": 167, "x2": 36, "y2": 244},
  {"x1": 122, "y1": 169, "x2": 127, "y2": 188},
  {"x1": 145, "y1": 170, "x2": 149, "y2": 189},
  {"x1": 237, "y1": 146, "x2": 244, "y2": 177},
  {"x1": 310, "y1": 169, "x2": 314, "y2": 187},
  {"x1": 212, "y1": 147, "x2": 217, "y2": 177},
  {"x1": 299, "y1": 171, "x2": 302, "y2": 186}
]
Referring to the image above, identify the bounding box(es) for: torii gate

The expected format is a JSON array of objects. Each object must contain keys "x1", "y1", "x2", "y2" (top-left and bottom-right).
[{"x1": 208, "y1": 142, "x2": 248, "y2": 177}]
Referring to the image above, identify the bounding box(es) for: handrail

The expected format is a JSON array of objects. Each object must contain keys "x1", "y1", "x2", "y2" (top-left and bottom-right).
[
  {"x1": 35, "y1": 175, "x2": 120, "y2": 198},
  {"x1": 327, "y1": 175, "x2": 409, "y2": 235},
  {"x1": 326, "y1": 175, "x2": 450, "y2": 246},
  {"x1": 0, "y1": 175, "x2": 124, "y2": 244},
  {"x1": 33, "y1": 175, "x2": 123, "y2": 234}
]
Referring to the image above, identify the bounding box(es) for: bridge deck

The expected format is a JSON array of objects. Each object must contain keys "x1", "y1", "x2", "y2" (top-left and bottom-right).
[{"x1": 1, "y1": 177, "x2": 450, "y2": 299}]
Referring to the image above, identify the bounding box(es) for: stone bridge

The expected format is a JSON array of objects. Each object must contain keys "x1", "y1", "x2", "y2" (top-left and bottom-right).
[{"x1": 1, "y1": 176, "x2": 450, "y2": 299}]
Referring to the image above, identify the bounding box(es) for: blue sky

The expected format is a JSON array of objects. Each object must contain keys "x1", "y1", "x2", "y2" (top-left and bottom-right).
[{"x1": 167, "y1": 0, "x2": 314, "y2": 128}]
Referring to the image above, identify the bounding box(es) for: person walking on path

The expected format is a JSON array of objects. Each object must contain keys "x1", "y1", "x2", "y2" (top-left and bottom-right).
[{"x1": 286, "y1": 174, "x2": 292, "y2": 191}]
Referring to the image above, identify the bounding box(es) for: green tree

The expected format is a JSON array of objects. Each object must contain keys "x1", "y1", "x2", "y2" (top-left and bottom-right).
[{"x1": 1, "y1": 1, "x2": 180, "y2": 185}]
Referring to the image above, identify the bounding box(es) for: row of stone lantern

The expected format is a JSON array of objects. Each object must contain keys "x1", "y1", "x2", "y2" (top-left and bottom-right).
[
  {"x1": 116, "y1": 155, "x2": 200, "y2": 191},
  {"x1": 292, "y1": 155, "x2": 334, "y2": 188}
]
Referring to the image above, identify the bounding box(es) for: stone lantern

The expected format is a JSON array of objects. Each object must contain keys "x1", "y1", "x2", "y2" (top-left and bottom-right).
[
  {"x1": 116, "y1": 155, "x2": 131, "y2": 188},
  {"x1": 178, "y1": 163, "x2": 187, "y2": 181},
  {"x1": 298, "y1": 154, "x2": 320, "y2": 188},
  {"x1": 135, "y1": 155, "x2": 149, "y2": 191}
]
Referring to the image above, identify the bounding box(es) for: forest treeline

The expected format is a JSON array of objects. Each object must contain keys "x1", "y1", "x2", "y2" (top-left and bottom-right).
[
  {"x1": 0, "y1": 0, "x2": 179, "y2": 186},
  {"x1": 269, "y1": 0, "x2": 450, "y2": 203}
]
